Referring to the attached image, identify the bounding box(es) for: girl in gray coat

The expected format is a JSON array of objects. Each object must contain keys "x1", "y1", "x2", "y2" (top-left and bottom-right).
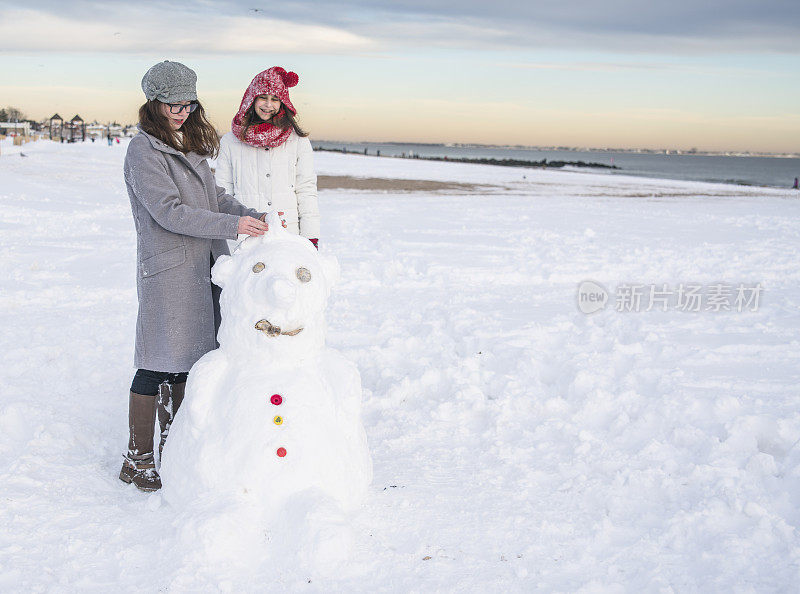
[{"x1": 120, "y1": 61, "x2": 270, "y2": 492}]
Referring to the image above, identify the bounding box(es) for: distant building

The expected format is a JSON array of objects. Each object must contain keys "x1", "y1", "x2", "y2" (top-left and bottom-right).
[
  {"x1": 0, "y1": 121, "x2": 31, "y2": 136},
  {"x1": 83, "y1": 123, "x2": 134, "y2": 139},
  {"x1": 48, "y1": 114, "x2": 64, "y2": 140},
  {"x1": 65, "y1": 115, "x2": 86, "y2": 142}
]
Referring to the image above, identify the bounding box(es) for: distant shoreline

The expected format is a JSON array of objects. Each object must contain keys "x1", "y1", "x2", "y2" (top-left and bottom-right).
[{"x1": 313, "y1": 145, "x2": 619, "y2": 170}]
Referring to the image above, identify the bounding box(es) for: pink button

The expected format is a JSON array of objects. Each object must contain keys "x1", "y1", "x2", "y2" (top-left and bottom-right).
[
  {"x1": 270, "y1": 394, "x2": 283, "y2": 405},
  {"x1": 276, "y1": 447, "x2": 287, "y2": 457}
]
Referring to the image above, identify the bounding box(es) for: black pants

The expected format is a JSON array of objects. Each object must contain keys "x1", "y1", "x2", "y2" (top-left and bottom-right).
[{"x1": 130, "y1": 369, "x2": 188, "y2": 396}]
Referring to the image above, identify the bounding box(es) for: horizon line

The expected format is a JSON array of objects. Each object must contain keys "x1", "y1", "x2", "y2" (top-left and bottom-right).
[{"x1": 4, "y1": 117, "x2": 797, "y2": 157}]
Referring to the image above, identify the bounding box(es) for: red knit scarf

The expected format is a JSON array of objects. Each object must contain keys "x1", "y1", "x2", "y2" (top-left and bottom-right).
[{"x1": 231, "y1": 109, "x2": 292, "y2": 149}]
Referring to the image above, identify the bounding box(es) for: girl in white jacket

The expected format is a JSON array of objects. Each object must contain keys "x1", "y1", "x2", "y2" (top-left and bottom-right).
[{"x1": 216, "y1": 67, "x2": 320, "y2": 251}]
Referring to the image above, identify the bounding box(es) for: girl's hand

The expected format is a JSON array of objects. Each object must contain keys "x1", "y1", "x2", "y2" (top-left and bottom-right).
[{"x1": 238, "y1": 216, "x2": 269, "y2": 236}]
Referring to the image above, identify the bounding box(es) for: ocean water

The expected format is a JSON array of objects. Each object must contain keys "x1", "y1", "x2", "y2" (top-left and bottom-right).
[{"x1": 312, "y1": 141, "x2": 800, "y2": 190}]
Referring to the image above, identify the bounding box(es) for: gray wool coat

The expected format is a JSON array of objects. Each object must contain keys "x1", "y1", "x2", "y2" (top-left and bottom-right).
[{"x1": 124, "y1": 129, "x2": 263, "y2": 373}]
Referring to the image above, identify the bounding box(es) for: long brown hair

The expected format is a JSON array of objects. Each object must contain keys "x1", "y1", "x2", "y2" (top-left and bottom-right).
[
  {"x1": 138, "y1": 99, "x2": 220, "y2": 157},
  {"x1": 237, "y1": 101, "x2": 308, "y2": 142}
]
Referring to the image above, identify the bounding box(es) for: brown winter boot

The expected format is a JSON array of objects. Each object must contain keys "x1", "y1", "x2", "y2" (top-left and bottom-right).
[
  {"x1": 119, "y1": 391, "x2": 161, "y2": 492},
  {"x1": 157, "y1": 381, "x2": 186, "y2": 458}
]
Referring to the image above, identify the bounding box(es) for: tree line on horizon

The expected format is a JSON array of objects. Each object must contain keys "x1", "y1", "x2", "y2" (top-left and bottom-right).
[{"x1": 1, "y1": 107, "x2": 26, "y2": 122}]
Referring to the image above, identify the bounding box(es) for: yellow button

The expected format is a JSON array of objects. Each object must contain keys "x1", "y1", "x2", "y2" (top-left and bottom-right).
[{"x1": 273, "y1": 415, "x2": 283, "y2": 425}]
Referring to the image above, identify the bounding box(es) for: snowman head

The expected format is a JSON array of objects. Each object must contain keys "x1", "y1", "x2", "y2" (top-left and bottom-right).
[{"x1": 212, "y1": 211, "x2": 339, "y2": 358}]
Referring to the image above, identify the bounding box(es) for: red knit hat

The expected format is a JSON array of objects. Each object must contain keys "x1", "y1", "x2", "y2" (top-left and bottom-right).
[{"x1": 235, "y1": 66, "x2": 299, "y2": 118}]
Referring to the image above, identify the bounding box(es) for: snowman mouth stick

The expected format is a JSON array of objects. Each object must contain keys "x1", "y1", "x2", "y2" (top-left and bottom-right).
[{"x1": 254, "y1": 319, "x2": 304, "y2": 337}]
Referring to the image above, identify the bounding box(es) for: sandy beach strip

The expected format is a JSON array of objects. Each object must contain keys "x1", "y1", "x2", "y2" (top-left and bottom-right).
[{"x1": 317, "y1": 174, "x2": 490, "y2": 193}]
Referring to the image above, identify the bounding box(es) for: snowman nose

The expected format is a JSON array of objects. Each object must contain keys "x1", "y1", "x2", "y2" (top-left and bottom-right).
[{"x1": 269, "y1": 278, "x2": 296, "y2": 307}]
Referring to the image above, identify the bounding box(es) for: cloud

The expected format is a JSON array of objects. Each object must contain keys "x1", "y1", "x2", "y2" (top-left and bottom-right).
[
  {"x1": 0, "y1": 6, "x2": 373, "y2": 54},
  {"x1": 503, "y1": 60, "x2": 789, "y2": 78},
  {"x1": 217, "y1": 0, "x2": 800, "y2": 53},
  {"x1": 2, "y1": 0, "x2": 798, "y2": 54}
]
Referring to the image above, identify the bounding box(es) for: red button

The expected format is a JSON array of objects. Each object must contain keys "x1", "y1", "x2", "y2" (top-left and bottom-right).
[
  {"x1": 270, "y1": 394, "x2": 283, "y2": 405},
  {"x1": 276, "y1": 447, "x2": 287, "y2": 457}
]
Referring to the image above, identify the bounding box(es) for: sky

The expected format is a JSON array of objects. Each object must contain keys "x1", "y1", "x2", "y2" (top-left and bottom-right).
[{"x1": 1, "y1": 0, "x2": 798, "y2": 152}]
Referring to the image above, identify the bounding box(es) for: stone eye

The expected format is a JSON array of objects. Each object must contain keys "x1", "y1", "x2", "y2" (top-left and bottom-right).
[
  {"x1": 296, "y1": 267, "x2": 311, "y2": 283},
  {"x1": 252, "y1": 262, "x2": 265, "y2": 273}
]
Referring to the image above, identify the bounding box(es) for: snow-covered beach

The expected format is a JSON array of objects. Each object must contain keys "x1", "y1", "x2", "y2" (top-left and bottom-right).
[{"x1": 1, "y1": 137, "x2": 799, "y2": 591}]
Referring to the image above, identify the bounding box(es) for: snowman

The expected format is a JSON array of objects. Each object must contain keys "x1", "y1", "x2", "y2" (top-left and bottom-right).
[{"x1": 160, "y1": 211, "x2": 372, "y2": 569}]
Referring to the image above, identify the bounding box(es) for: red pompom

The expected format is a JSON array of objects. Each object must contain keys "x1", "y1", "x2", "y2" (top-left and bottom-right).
[{"x1": 282, "y1": 71, "x2": 299, "y2": 87}]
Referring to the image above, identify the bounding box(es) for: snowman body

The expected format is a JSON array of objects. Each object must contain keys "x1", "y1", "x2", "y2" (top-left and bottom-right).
[{"x1": 160, "y1": 213, "x2": 371, "y2": 565}]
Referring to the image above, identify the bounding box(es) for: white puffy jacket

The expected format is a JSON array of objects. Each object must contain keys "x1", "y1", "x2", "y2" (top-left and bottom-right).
[{"x1": 215, "y1": 130, "x2": 320, "y2": 247}]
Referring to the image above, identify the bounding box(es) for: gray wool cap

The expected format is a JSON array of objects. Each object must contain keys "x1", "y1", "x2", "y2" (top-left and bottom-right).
[{"x1": 141, "y1": 60, "x2": 197, "y2": 103}]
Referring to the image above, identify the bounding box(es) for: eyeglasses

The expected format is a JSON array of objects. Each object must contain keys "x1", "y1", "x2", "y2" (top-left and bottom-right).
[{"x1": 165, "y1": 102, "x2": 198, "y2": 114}]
